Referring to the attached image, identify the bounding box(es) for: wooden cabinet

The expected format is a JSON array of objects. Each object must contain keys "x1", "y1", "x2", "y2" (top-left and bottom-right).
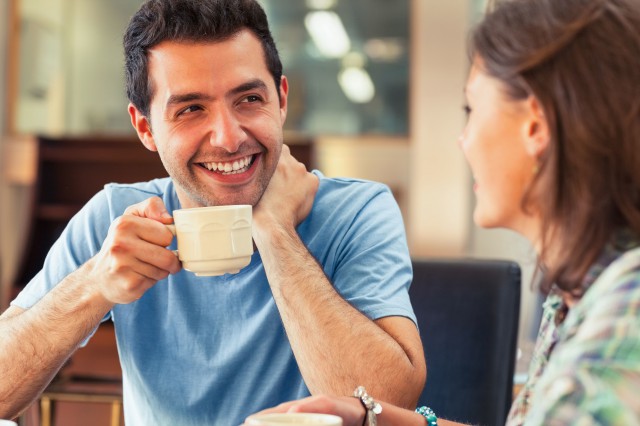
[{"x1": 13, "y1": 135, "x2": 169, "y2": 291}]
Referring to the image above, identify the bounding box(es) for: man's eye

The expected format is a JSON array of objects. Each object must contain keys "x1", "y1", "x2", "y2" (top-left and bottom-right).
[
  {"x1": 179, "y1": 105, "x2": 203, "y2": 115},
  {"x1": 243, "y1": 95, "x2": 262, "y2": 103}
]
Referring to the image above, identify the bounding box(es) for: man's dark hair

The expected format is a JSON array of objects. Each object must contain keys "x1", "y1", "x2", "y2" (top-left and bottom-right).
[{"x1": 123, "y1": 0, "x2": 282, "y2": 118}]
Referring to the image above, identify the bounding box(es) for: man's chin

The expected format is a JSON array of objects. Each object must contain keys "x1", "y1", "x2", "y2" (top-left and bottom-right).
[
  {"x1": 200, "y1": 192, "x2": 262, "y2": 208},
  {"x1": 173, "y1": 178, "x2": 266, "y2": 208}
]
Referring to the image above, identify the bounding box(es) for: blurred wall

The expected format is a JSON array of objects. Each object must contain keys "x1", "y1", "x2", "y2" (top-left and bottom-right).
[
  {"x1": 0, "y1": 2, "x2": 7, "y2": 132},
  {"x1": 0, "y1": 0, "x2": 8, "y2": 310},
  {"x1": 408, "y1": 0, "x2": 470, "y2": 257},
  {"x1": 64, "y1": 0, "x2": 135, "y2": 133}
]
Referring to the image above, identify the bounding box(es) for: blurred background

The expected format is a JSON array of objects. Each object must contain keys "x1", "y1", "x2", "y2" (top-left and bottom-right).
[{"x1": 0, "y1": 0, "x2": 540, "y2": 374}]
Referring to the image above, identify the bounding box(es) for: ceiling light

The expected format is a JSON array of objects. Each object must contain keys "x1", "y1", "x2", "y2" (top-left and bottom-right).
[
  {"x1": 304, "y1": 11, "x2": 351, "y2": 58},
  {"x1": 338, "y1": 67, "x2": 375, "y2": 103},
  {"x1": 364, "y1": 38, "x2": 405, "y2": 62},
  {"x1": 305, "y1": 0, "x2": 338, "y2": 9}
]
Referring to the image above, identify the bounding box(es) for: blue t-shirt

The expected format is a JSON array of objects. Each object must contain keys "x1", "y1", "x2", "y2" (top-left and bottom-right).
[{"x1": 13, "y1": 171, "x2": 415, "y2": 426}]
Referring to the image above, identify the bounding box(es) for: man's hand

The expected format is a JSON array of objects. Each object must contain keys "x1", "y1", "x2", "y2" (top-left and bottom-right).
[
  {"x1": 86, "y1": 196, "x2": 181, "y2": 304},
  {"x1": 253, "y1": 144, "x2": 319, "y2": 236}
]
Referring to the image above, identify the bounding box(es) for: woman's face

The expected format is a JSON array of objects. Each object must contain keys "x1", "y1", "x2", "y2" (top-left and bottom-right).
[{"x1": 460, "y1": 59, "x2": 545, "y2": 241}]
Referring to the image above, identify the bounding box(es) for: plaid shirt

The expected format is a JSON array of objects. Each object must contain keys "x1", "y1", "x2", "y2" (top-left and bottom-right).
[{"x1": 507, "y1": 233, "x2": 640, "y2": 425}]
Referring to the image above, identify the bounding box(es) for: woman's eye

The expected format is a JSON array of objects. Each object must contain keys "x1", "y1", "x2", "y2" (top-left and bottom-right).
[{"x1": 463, "y1": 104, "x2": 472, "y2": 116}]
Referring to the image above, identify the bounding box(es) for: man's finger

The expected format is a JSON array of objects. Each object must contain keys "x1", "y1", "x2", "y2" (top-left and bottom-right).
[{"x1": 123, "y1": 196, "x2": 173, "y2": 223}]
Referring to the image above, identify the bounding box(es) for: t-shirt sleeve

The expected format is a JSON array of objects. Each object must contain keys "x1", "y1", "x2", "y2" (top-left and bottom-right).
[
  {"x1": 11, "y1": 189, "x2": 114, "y2": 312},
  {"x1": 317, "y1": 182, "x2": 416, "y2": 324}
]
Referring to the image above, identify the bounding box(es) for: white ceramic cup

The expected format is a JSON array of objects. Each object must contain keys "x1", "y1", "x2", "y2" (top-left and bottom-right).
[
  {"x1": 245, "y1": 413, "x2": 343, "y2": 426},
  {"x1": 168, "y1": 205, "x2": 253, "y2": 276},
  {"x1": 0, "y1": 420, "x2": 18, "y2": 426}
]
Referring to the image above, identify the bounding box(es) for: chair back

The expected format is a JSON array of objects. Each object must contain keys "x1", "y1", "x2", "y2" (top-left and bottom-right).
[{"x1": 410, "y1": 258, "x2": 521, "y2": 426}]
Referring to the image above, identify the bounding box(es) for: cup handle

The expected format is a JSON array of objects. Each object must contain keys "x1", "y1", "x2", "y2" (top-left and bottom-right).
[{"x1": 165, "y1": 224, "x2": 179, "y2": 256}]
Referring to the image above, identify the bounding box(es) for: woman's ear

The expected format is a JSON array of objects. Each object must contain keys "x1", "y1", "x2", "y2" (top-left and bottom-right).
[
  {"x1": 523, "y1": 95, "x2": 550, "y2": 158},
  {"x1": 128, "y1": 103, "x2": 158, "y2": 152}
]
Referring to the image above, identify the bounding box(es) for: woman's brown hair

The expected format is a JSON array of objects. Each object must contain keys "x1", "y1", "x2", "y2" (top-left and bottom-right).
[{"x1": 471, "y1": 0, "x2": 640, "y2": 294}]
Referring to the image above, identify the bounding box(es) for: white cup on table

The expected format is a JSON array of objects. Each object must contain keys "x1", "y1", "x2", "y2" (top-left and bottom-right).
[
  {"x1": 168, "y1": 205, "x2": 253, "y2": 276},
  {"x1": 0, "y1": 420, "x2": 18, "y2": 426},
  {"x1": 245, "y1": 413, "x2": 343, "y2": 425}
]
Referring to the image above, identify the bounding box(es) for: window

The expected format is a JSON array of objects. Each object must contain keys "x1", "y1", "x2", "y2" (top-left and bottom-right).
[{"x1": 13, "y1": 0, "x2": 409, "y2": 136}]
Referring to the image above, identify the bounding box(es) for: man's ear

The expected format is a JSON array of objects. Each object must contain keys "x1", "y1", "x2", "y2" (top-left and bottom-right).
[
  {"x1": 522, "y1": 95, "x2": 550, "y2": 158},
  {"x1": 278, "y1": 75, "x2": 289, "y2": 124},
  {"x1": 128, "y1": 103, "x2": 158, "y2": 152}
]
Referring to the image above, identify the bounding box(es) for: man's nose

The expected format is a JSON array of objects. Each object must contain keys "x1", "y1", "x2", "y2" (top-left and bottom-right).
[{"x1": 208, "y1": 106, "x2": 247, "y2": 152}]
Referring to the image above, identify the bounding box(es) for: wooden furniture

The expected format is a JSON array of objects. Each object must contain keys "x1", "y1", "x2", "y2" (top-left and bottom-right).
[
  {"x1": 410, "y1": 258, "x2": 521, "y2": 426},
  {"x1": 40, "y1": 380, "x2": 123, "y2": 426},
  {"x1": 13, "y1": 134, "x2": 169, "y2": 293},
  {"x1": 33, "y1": 322, "x2": 124, "y2": 426}
]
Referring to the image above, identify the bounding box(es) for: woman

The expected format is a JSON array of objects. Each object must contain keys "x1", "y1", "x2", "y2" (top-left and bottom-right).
[{"x1": 246, "y1": 0, "x2": 640, "y2": 424}]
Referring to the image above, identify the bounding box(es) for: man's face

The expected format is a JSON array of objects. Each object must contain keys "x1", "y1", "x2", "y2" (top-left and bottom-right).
[{"x1": 131, "y1": 30, "x2": 288, "y2": 208}]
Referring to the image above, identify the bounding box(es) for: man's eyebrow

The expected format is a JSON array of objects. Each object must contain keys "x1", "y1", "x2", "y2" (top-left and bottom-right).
[
  {"x1": 165, "y1": 79, "x2": 269, "y2": 108},
  {"x1": 229, "y1": 79, "x2": 269, "y2": 96},
  {"x1": 166, "y1": 92, "x2": 213, "y2": 107}
]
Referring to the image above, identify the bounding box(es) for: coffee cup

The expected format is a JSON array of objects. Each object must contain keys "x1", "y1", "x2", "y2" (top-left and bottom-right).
[
  {"x1": 0, "y1": 421, "x2": 18, "y2": 426},
  {"x1": 245, "y1": 413, "x2": 343, "y2": 425},
  {"x1": 168, "y1": 205, "x2": 253, "y2": 276}
]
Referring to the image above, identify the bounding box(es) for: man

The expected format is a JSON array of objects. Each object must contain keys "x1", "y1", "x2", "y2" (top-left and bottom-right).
[{"x1": 0, "y1": 0, "x2": 425, "y2": 424}]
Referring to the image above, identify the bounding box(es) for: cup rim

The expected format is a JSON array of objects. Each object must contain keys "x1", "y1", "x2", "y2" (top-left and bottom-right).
[
  {"x1": 174, "y1": 205, "x2": 251, "y2": 213},
  {"x1": 246, "y1": 412, "x2": 343, "y2": 425}
]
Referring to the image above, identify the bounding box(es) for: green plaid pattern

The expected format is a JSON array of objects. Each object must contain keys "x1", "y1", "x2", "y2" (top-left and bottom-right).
[{"x1": 508, "y1": 232, "x2": 640, "y2": 425}]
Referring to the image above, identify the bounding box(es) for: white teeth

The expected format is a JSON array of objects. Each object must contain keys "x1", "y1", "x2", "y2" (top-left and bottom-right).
[{"x1": 202, "y1": 155, "x2": 253, "y2": 174}]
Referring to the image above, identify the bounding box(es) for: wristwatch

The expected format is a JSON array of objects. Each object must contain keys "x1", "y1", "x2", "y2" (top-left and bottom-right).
[{"x1": 353, "y1": 386, "x2": 382, "y2": 426}]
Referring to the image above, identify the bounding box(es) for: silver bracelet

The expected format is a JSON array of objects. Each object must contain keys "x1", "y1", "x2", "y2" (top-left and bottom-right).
[{"x1": 353, "y1": 386, "x2": 382, "y2": 426}]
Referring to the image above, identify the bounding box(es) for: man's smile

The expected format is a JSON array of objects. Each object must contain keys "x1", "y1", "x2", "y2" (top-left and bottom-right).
[{"x1": 197, "y1": 154, "x2": 256, "y2": 175}]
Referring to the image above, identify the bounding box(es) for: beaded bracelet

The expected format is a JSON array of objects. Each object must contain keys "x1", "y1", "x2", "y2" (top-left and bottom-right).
[{"x1": 415, "y1": 406, "x2": 438, "y2": 426}]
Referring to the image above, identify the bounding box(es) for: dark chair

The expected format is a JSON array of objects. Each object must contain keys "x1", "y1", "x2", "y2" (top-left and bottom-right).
[{"x1": 410, "y1": 258, "x2": 521, "y2": 426}]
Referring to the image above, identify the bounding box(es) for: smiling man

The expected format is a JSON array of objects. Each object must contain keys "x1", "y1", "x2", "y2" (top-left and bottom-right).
[
  {"x1": 0, "y1": 1, "x2": 425, "y2": 425},
  {"x1": 132, "y1": 33, "x2": 285, "y2": 209}
]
